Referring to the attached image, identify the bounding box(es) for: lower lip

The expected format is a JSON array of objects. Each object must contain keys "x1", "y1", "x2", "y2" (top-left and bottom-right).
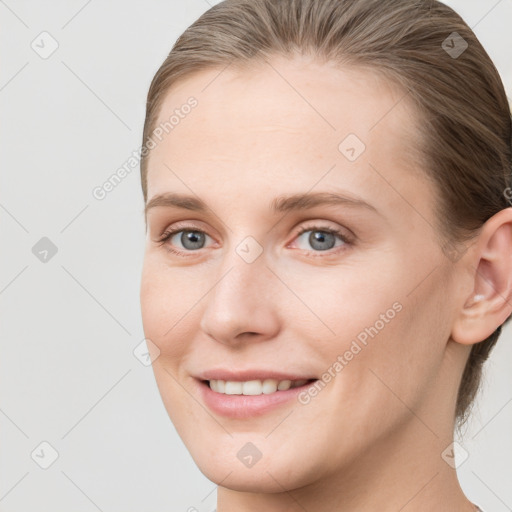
[{"x1": 196, "y1": 379, "x2": 318, "y2": 419}]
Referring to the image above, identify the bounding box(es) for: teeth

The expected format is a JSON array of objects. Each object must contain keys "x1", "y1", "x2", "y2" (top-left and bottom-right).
[
  {"x1": 208, "y1": 378, "x2": 310, "y2": 395},
  {"x1": 225, "y1": 381, "x2": 243, "y2": 394},
  {"x1": 242, "y1": 380, "x2": 262, "y2": 395},
  {"x1": 262, "y1": 378, "x2": 279, "y2": 394},
  {"x1": 277, "y1": 379, "x2": 291, "y2": 391}
]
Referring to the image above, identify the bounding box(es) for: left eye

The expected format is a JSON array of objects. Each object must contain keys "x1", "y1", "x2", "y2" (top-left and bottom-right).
[{"x1": 294, "y1": 227, "x2": 348, "y2": 252}]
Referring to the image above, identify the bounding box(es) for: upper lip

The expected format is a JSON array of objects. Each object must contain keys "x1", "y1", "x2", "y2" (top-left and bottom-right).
[{"x1": 195, "y1": 369, "x2": 317, "y2": 382}]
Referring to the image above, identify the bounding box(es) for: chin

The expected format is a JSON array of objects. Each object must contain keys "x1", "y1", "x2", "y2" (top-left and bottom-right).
[
  {"x1": 186, "y1": 437, "x2": 322, "y2": 494},
  {"x1": 198, "y1": 461, "x2": 305, "y2": 493}
]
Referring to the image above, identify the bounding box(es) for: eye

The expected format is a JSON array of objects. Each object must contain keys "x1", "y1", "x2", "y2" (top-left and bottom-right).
[
  {"x1": 157, "y1": 228, "x2": 213, "y2": 255},
  {"x1": 292, "y1": 225, "x2": 350, "y2": 254},
  {"x1": 156, "y1": 223, "x2": 352, "y2": 257}
]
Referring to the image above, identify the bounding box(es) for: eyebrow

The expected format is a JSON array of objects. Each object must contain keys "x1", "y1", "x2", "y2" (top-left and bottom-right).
[{"x1": 144, "y1": 191, "x2": 378, "y2": 216}]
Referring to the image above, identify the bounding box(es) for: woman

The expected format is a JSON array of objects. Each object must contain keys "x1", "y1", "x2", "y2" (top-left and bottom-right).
[{"x1": 139, "y1": 0, "x2": 512, "y2": 510}]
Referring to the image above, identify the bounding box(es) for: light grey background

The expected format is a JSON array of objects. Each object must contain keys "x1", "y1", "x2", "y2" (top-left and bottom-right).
[{"x1": 0, "y1": 1, "x2": 511, "y2": 511}]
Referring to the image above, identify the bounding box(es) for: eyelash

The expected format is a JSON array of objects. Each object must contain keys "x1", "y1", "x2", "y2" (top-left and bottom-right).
[{"x1": 156, "y1": 224, "x2": 352, "y2": 258}]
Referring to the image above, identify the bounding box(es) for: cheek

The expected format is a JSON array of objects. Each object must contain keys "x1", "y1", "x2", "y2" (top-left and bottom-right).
[
  {"x1": 140, "y1": 259, "x2": 195, "y2": 360},
  {"x1": 140, "y1": 263, "x2": 200, "y2": 425},
  {"x1": 324, "y1": 273, "x2": 451, "y2": 425},
  {"x1": 292, "y1": 258, "x2": 442, "y2": 405},
  {"x1": 279, "y1": 259, "x2": 403, "y2": 349}
]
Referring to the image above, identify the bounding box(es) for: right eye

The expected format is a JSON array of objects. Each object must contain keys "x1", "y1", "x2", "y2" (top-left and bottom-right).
[{"x1": 157, "y1": 228, "x2": 214, "y2": 256}]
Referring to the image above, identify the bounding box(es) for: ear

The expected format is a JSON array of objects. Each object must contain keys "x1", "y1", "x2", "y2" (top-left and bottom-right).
[{"x1": 451, "y1": 207, "x2": 512, "y2": 345}]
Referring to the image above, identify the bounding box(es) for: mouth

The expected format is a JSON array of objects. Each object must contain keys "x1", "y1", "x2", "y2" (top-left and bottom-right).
[
  {"x1": 202, "y1": 378, "x2": 316, "y2": 395},
  {"x1": 196, "y1": 377, "x2": 319, "y2": 418}
]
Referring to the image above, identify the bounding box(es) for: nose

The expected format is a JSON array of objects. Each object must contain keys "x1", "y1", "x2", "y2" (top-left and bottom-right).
[{"x1": 199, "y1": 250, "x2": 281, "y2": 347}]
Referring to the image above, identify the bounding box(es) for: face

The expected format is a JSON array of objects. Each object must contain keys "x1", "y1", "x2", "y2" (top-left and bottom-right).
[{"x1": 140, "y1": 55, "x2": 462, "y2": 492}]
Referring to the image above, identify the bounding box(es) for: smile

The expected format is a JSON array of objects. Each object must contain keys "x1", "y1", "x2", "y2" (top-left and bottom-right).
[
  {"x1": 207, "y1": 378, "x2": 313, "y2": 395},
  {"x1": 196, "y1": 377, "x2": 319, "y2": 418}
]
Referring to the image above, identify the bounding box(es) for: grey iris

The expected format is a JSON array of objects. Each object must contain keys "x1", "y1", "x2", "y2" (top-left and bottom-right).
[
  {"x1": 309, "y1": 231, "x2": 335, "y2": 251},
  {"x1": 181, "y1": 231, "x2": 205, "y2": 250}
]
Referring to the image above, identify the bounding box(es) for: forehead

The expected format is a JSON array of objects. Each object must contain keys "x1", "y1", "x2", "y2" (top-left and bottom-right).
[
  {"x1": 154, "y1": 56, "x2": 416, "y2": 138},
  {"x1": 147, "y1": 56, "x2": 425, "y2": 208}
]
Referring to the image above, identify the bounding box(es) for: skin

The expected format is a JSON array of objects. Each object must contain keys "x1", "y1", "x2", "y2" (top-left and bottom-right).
[{"x1": 140, "y1": 54, "x2": 512, "y2": 511}]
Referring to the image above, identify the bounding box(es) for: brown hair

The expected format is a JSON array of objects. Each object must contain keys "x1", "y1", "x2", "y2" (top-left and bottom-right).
[{"x1": 140, "y1": 0, "x2": 512, "y2": 426}]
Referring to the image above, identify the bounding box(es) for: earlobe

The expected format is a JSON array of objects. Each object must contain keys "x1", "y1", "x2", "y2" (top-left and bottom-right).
[{"x1": 451, "y1": 208, "x2": 512, "y2": 346}]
